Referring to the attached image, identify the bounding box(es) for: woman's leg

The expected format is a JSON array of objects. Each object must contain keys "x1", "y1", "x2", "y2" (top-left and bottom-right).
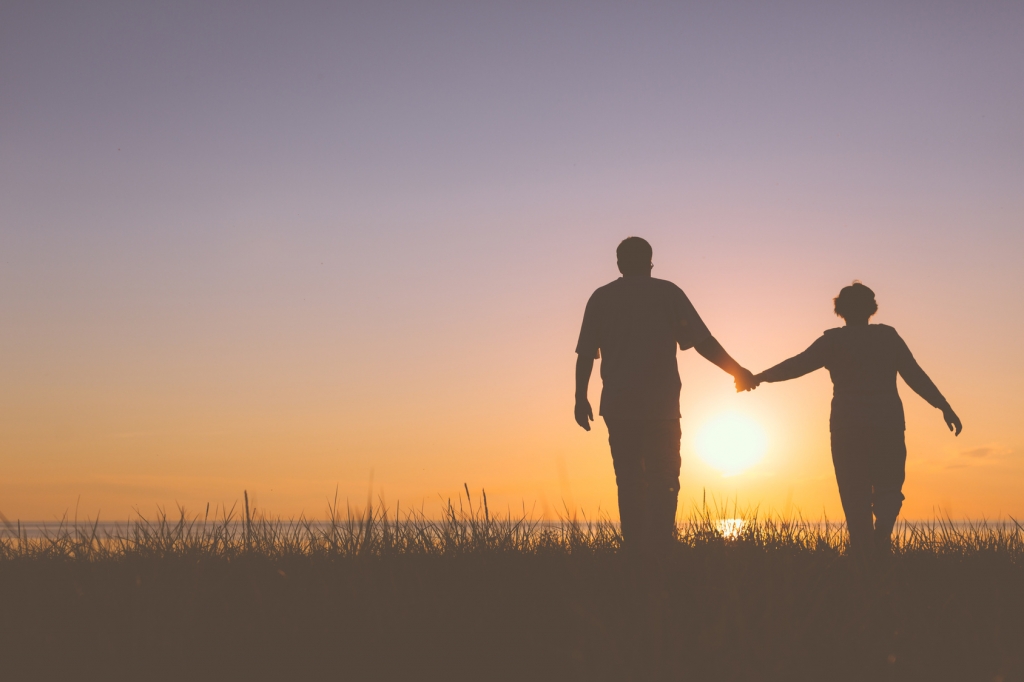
[
  {"x1": 831, "y1": 430, "x2": 874, "y2": 555},
  {"x1": 869, "y1": 430, "x2": 907, "y2": 553}
]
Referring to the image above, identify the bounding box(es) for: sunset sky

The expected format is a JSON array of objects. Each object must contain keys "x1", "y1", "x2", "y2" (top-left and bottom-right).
[{"x1": 2, "y1": 2, "x2": 1022, "y2": 521}]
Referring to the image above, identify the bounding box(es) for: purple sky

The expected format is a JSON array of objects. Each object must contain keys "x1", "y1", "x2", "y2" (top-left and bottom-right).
[{"x1": 2, "y1": 2, "x2": 1022, "y2": 518}]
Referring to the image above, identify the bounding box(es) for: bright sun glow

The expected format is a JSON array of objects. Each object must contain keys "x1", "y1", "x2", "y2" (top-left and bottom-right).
[{"x1": 695, "y1": 413, "x2": 768, "y2": 477}]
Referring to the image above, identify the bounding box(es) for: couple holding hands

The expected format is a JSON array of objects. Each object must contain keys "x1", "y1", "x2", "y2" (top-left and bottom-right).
[{"x1": 574, "y1": 237, "x2": 961, "y2": 558}]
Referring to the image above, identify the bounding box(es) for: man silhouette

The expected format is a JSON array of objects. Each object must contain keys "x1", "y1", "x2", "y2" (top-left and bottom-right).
[{"x1": 575, "y1": 237, "x2": 756, "y2": 556}]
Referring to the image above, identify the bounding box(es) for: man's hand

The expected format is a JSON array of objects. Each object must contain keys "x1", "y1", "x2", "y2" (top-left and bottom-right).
[
  {"x1": 574, "y1": 355, "x2": 595, "y2": 431},
  {"x1": 942, "y1": 406, "x2": 962, "y2": 436},
  {"x1": 695, "y1": 337, "x2": 759, "y2": 393},
  {"x1": 734, "y1": 367, "x2": 759, "y2": 392},
  {"x1": 574, "y1": 399, "x2": 594, "y2": 431}
]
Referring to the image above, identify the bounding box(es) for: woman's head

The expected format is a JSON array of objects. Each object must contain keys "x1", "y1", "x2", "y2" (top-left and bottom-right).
[{"x1": 834, "y1": 282, "x2": 878, "y2": 323}]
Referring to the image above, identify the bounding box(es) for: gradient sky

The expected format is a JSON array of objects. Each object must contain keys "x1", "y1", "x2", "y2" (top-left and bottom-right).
[{"x1": 2, "y1": 1, "x2": 1022, "y2": 521}]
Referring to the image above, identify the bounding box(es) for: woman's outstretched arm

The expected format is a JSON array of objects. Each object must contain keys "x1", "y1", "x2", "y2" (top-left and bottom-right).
[
  {"x1": 754, "y1": 336, "x2": 829, "y2": 386},
  {"x1": 893, "y1": 332, "x2": 963, "y2": 435}
]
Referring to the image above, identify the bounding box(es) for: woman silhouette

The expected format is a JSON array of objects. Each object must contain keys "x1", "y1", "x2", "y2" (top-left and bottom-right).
[{"x1": 752, "y1": 282, "x2": 962, "y2": 556}]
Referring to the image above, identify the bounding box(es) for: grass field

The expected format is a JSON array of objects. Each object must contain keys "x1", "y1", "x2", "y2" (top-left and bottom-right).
[{"x1": 1, "y1": 490, "x2": 1021, "y2": 681}]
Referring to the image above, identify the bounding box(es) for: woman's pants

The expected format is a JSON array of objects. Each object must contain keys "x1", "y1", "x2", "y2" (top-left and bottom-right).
[{"x1": 830, "y1": 428, "x2": 907, "y2": 553}]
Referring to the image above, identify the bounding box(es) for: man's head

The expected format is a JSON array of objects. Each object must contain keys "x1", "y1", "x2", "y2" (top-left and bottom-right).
[
  {"x1": 616, "y1": 237, "x2": 653, "y2": 276},
  {"x1": 834, "y1": 281, "x2": 878, "y2": 324}
]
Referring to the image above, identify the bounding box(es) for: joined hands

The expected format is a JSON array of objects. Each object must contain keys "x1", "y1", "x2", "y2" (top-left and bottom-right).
[{"x1": 734, "y1": 368, "x2": 760, "y2": 393}]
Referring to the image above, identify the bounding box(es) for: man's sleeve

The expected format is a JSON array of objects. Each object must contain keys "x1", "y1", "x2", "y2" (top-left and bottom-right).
[
  {"x1": 675, "y1": 288, "x2": 712, "y2": 351},
  {"x1": 575, "y1": 293, "x2": 601, "y2": 359}
]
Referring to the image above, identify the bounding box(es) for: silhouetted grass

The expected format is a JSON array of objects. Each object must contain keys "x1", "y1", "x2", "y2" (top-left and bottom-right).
[{"x1": 0, "y1": 490, "x2": 1021, "y2": 681}]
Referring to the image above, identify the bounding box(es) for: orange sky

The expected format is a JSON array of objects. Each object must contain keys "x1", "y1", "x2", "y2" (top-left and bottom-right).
[
  {"x1": 3, "y1": 202, "x2": 1020, "y2": 521},
  {"x1": 1, "y1": 3, "x2": 1022, "y2": 521}
]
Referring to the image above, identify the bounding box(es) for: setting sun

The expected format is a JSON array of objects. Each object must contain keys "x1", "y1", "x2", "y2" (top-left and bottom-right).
[{"x1": 695, "y1": 413, "x2": 768, "y2": 477}]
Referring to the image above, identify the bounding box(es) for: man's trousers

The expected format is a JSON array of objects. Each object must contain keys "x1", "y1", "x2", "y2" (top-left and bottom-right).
[{"x1": 605, "y1": 418, "x2": 682, "y2": 555}]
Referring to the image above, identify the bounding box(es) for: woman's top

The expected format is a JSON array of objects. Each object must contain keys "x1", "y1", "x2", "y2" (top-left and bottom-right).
[{"x1": 759, "y1": 324, "x2": 949, "y2": 432}]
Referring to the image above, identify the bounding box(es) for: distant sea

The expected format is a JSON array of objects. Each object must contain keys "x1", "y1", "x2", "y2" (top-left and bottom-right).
[{"x1": 3, "y1": 518, "x2": 1019, "y2": 540}]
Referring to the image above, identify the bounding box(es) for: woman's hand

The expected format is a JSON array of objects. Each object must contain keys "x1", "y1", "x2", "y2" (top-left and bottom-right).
[{"x1": 942, "y1": 406, "x2": 962, "y2": 436}]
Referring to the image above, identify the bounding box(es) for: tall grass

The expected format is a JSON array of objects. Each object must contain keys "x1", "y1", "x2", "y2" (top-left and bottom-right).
[
  {"x1": 3, "y1": 489, "x2": 1020, "y2": 562},
  {"x1": 1, "y1": 490, "x2": 1021, "y2": 681}
]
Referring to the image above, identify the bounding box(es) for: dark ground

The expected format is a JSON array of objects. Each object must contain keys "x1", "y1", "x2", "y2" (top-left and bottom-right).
[{"x1": 2, "y1": 540, "x2": 1021, "y2": 681}]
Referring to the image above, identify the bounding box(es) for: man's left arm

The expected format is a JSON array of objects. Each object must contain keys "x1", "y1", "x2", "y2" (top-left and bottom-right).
[
  {"x1": 574, "y1": 294, "x2": 600, "y2": 431},
  {"x1": 575, "y1": 354, "x2": 595, "y2": 431}
]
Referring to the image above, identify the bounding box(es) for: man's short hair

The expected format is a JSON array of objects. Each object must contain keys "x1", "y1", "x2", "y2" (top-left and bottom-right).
[
  {"x1": 834, "y1": 281, "x2": 878, "y2": 320},
  {"x1": 616, "y1": 237, "x2": 653, "y2": 271}
]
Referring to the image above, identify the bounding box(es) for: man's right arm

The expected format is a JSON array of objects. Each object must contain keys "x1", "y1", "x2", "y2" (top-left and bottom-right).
[
  {"x1": 575, "y1": 354, "x2": 595, "y2": 431},
  {"x1": 694, "y1": 336, "x2": 757, "y2": 391},
  {"x1": 676, "y1": 287, "x2": 755, "y2": 391}
]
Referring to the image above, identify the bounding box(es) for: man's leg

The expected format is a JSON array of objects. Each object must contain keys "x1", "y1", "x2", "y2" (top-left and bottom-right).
[
  {"x1": 642, "y1": 419, "x2": 682, "y2": 554},
  {"x1": 606, "y1": 418, "x2": 648, "y2": 552},
  {"x1": 831, "y1": 430, "x2": 874, "y2": 556},
  {"x1": 630, "y1": 420, "x2": 680, "y2": 680},
  {"x1": 870, "y1": 430, "x2": 907, "y2": 554}
]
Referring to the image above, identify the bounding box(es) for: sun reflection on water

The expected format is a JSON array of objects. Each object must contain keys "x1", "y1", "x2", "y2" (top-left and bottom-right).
[{"x1": 716, "y1": 518, "x2": 746, "y2": 540}]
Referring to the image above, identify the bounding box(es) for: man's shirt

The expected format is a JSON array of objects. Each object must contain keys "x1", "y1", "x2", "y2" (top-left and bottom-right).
[
  {"x1": 576, "y1": 276, "x2": 711, "y2": 419},
  {"x1": 758, "y1": 324, "x2": 949, "y2": 432}
]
